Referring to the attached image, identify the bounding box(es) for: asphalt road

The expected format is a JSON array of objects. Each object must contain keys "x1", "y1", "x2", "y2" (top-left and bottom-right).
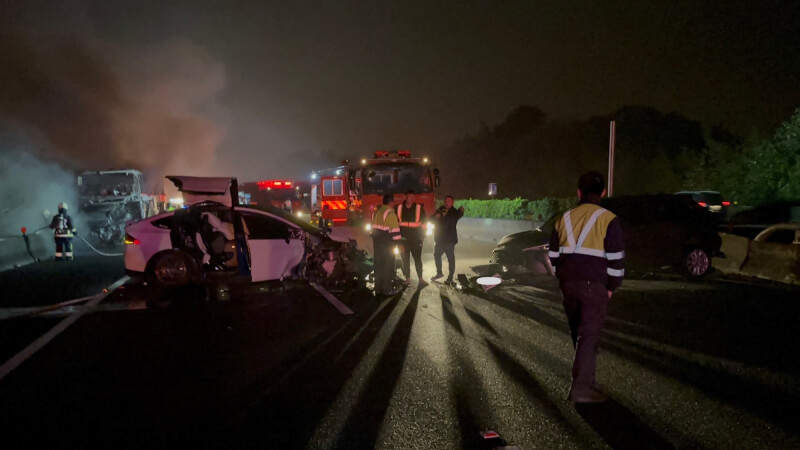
[{"x1": 1, "y1": 239, "x2": 799, "y2": 449}]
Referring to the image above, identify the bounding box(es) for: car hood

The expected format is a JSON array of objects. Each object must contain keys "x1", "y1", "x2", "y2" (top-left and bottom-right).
[{"x1": 496, "y1": 230, "x2": 550, "y2": 249}]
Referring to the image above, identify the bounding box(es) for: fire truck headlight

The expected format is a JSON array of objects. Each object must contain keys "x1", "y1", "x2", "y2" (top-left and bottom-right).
[
  {"x1": 426, "y1": 222, "x2": 434, "y2": 236},
  {"x1": 423, "y1": 157, "x2": 429, "y2": 164},
  {"x1": 296, "y1": 211, "x2": 303, "y2": 218},
  {"x1": 365, "y1": 223, "x2": 372, "y2": 232},
  {"x1": 361, "y1": 159, "x2": 367, "y2": 165},
  {"x1": 393, "y1": 246, "x2": 399, "y2": 255}
]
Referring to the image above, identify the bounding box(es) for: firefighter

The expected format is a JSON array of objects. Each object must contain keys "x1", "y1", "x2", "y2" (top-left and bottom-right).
[
  {"x1": 548, "y1": 171, "x2": 625, "y2": 404},
  {"x1": 371, "y1": 194, "x2": 402, "y2": 296},
  {"x1": 397, "y1": 190, "x2": 428, "y2": 286},
  {"x1": 49, "y1": 202, "x2": 77, "y2": 261}
]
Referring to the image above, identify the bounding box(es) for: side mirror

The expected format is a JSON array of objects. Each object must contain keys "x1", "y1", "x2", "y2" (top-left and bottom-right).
[{"x1": 348, "y1": 170, "x2": 356, "y2": 191}]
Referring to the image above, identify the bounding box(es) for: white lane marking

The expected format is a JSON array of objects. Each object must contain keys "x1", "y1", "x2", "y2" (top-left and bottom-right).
[
  {"x1": 0, "y1": 276, "x2": 129, "y2": 383},
  {"x1": 309, "y1": 282, "x2": 354, "y2": 315}
]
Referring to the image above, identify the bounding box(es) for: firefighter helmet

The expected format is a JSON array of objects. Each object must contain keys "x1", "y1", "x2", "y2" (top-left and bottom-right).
[{"x1": 58, "y1": 202, "x2": 68, "y2": 210}]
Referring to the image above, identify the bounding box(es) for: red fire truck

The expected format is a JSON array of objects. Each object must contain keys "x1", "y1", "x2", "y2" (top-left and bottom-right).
[
  {"x1": 311, "y1": 150, "x2": 440, "y2": 227},
  {"x1": 240, "y1": 179, "x2": 304, "y2": 216}
]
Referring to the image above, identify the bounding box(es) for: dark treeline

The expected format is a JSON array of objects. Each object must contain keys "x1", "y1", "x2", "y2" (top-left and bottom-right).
[{"x1": 433, "y1": 105, "x2": 732, "y2": 200}]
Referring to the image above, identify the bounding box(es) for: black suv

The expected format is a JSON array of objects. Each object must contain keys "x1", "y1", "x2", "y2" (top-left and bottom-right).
[{"x1": 490, "y1": 194, "x2": 723, "y2": 279}]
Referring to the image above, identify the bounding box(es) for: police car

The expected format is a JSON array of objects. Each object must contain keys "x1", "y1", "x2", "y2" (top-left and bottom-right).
[{"x1": 124, "y1": 176, "x2": 367, "y2": 289}]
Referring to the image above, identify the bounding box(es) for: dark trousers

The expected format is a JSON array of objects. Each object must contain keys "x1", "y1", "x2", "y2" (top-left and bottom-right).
[
  {"x1": 433, "y1": 242, "x2": 456, "y2": 280},
  {"x1": 372, "y1": 235, "x2": 397, "y2": 294},
  {"x1": 401, "y1": 237, "x2": 423, "y2": 279},
  {"x1": 560, "y1": 280, "x2": 609, "y2": 393},
  {"x1": 55, "y1": 237, "x2": 74, "y2": 261}
]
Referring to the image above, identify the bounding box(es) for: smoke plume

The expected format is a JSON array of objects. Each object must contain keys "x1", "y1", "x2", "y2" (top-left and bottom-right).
[{"x1": 0, "y1": 26, "x2": 226, "y2": 187}]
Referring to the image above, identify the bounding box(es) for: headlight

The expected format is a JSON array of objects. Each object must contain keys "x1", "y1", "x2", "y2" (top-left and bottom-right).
[
  {"x1": 296, "y1": 211, "x2": 303, "y2": 218},
  {"x1": 393, "y1": 246, "x2": 399, "y2": 255},
  {"x1": 426, "y1": 222, "x2": 434, "y2": 236},
  {"x1": 365, "y1": 223, "x2": 372, "y2": 231}
]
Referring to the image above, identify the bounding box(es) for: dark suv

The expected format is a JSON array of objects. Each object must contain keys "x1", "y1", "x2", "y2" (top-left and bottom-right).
[{"x1": 490, "y1": 194, "x2": 723, "y2": 279}]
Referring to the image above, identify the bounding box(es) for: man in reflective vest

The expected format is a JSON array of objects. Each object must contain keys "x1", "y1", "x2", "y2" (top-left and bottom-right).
[
  {"x1": 397, "y1": 190, "x2": 428, "y2": 286},
  {"x1": 372, "y1": 194, "x2": 403, "y2": 296},
  {"x1": 49, "y1": 202, "x2": 77, "y2": 261},
  {"x1": 549, "y1": 171, "x2": 625, "y2": 404}
]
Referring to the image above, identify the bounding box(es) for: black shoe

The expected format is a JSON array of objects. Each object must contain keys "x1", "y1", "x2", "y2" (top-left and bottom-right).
[{"x1": 431, "y1": 273, "x2": 444, "y2": 281}]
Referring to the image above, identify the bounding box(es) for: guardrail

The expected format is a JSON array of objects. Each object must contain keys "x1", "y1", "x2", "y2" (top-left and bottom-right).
[
  {"x1": 456, "y1": 218, "x2": 540, "y2": 244},
  {"x1": 0, "y1": 232, "x2": 50, "y2": 271}
]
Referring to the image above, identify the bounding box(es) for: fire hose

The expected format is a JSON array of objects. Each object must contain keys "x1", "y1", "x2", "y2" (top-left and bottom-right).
[{"x1": 28, "y1": 226, "x2": 123, "y2": 257}]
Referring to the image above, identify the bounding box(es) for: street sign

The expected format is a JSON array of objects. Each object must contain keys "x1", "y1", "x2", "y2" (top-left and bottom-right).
[{"x1": 488, "y1": 183, "x2": 497, "y2": 196}]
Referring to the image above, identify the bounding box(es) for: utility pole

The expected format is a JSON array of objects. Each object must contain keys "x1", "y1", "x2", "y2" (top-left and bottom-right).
[{"x1": 608, "y1": 120, "x2": 616, "y2": 197}]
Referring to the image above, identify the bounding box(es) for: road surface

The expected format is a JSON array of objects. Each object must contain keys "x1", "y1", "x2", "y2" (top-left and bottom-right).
[{"x1": 0, "y1": 238, "x2": 799, "y2": 449}]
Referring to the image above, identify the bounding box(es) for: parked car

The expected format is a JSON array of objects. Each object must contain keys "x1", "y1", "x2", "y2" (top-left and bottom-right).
[
  {"x1": 724, "y1": 201, "x2": 800, "y2": 239},
  {"x1": 675, "y1": 190, "x2": 730, "y2": 222},
  {"x1": 490, "y1": 194, "x2": 723, "y2": 279},
  {"x1": 124, "y1": 176, "x2": 368, "y2": 290}
]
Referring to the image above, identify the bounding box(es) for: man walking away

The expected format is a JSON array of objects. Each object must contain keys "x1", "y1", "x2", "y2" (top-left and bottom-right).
[
  {"x1": 549, "y1": 171, "x2": 625, "y2": 404},
  {"x1": 371, "y1": 194, "x2": 403, "y2": 296},
  {"x1": 50, "y1": 202, "x2": 77, "y2": 261},
  {"x1": 431, "y1": 195, "x2": 464, "y2": 284},
  {"x1": 397, "y1": 190, "x2": 428, "y2": 286}
]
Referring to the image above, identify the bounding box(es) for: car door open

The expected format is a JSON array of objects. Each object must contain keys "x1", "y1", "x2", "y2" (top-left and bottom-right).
[{"x1": 239, "y1": 210, "x2": 305, "y2": 282}]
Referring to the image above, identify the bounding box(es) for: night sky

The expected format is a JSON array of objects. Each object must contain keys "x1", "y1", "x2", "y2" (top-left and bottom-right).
[{"x1": 2, "y1": 0, "x2": 799, "y2": 180}]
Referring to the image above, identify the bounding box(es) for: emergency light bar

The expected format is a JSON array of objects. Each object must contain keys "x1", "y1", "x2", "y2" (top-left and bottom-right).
[{"x1": 257, "y1": 180, "x2": 294, "y2": 190}]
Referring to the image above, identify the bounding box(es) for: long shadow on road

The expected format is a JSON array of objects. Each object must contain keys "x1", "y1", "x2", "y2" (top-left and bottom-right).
[
  {"x1": 215, "y1": 289, "x2": 413, "y2": 449},
  {"x1": 575, "y1": 400, "x2": 675, "y2": 450},
  {"x1": 333, "y1": 289, "x2": 421, "y2": 449}
]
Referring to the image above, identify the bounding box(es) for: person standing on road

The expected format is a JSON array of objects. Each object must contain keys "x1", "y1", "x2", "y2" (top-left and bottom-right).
[
  {"x1": 549, "y1": 171, "x2": 625, "y2": 404},
  {"x1": 397, "y1": 190, "x2": 428, "y2": 287},
  {"x1": 372, "y1": 194, "x2": 403, "y2": 296},
  {"x1": 49, "y1": 202, "x2": 77, "y2": 262},
  {"x1": 431, "y1": 195, "x2": 464, "y2": 284}
]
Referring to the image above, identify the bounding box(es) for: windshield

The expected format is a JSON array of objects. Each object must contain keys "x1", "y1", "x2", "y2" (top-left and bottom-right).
[
  {"x1": 361, "y1": 164, "x2": 433, "y2": 195},
  {"x1": 79, "y1": 173, "x2": 137, "y2": 196}
]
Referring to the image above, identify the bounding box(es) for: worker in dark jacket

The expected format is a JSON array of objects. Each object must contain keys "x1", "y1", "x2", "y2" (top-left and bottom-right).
[
  {"x1": 549, "y1": 171, "x2": 625, "y2": 404},
  {"x1": 49, "y1": 202, "x2": 77, "y2": 261},
  {"x1": 397, "y1": 190, "x2": 428, "y2": 286},
  {"x1": 431, "y1": 195, "x2": 464, "y2": 284},
  {"x1": 372, "y1": 194, "x2": 403, "y2": 296}
]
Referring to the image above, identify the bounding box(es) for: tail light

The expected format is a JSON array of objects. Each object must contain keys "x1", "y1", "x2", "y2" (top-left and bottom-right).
[
  {"x1": 124, "y1": 233, "x2": 140, "y2": 245},
  {"x1": 722, "y1": 201, "x2": 731, "y2": 206},
  {"x1": 697, "y1": 202, "x2": 707, "y2": 207}
]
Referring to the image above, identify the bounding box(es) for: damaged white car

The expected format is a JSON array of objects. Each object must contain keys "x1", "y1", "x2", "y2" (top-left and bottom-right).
[{"x1": 124, "y1": 176, "x2": 369, "y2": 290}]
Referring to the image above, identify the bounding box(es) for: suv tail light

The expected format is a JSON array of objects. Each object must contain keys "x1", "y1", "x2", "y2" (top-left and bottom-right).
[
  {"x1": 697, "y1": 202, "x2": 707, "y2": 207},
  {"x1": 124, "y1": 233, "x2": 140, "y2": 245},
  {"x1": 722, "y1": 201, "x2": 731, "y2": 206}
]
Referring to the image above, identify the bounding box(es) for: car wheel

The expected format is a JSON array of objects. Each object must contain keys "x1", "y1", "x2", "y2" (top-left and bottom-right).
[
  {"x1": 150, "y1": 250, "x2": 194, "y2": 288},
  {"x1": 683, "y1": 248, "x2": 710, "y2": 278}
]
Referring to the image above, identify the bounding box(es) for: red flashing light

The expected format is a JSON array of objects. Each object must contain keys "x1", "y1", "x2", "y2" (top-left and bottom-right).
[
  {"x1": 697, "y1": 202, "x2": 707, "y2": 207},
  {"x1": 332, "y1": 218, "x2": 347, "y2": 223},
  {"x1": 375, "y1": 151, "x2": 390, "y2": 158},
  {"x1": 257, "y1": 180, "x2": 294, "y2": 190},
  {"x1": 397, "y1": 150, "x2": 411, "y2": 157},
  {"x1": 722, "y1": 201, "x2": 731, "y2": 206}
]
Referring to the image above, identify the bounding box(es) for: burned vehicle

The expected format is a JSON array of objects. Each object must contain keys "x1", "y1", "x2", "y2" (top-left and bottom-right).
[
  {"x1": 124, "y1": 176, "x2": 369, "y2": 291},
  {"x1": 78, "y1": 170, "x2": 163, "y2": 247},
  {"x1": 490, "y1": 195, "x2": 723, "y2": 279}
]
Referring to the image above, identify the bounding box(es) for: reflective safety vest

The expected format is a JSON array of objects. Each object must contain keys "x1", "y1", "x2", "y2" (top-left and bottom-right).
[
  {"x1": 397, "y1": 203, "x2": 424, "y2": 228},
  {"x1": 550, "y1": 203, "x2": 625, "y2": 278},
  {"x1": 372, "y1": 205, "x2": 402, "y2": 241}
]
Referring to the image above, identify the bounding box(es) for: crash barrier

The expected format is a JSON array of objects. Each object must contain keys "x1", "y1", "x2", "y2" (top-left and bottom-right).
[
  {"x1": 0, "y1": 231, "x2": 51, "y2": 271},
  {"x1": 739, "y1": 237, "x2": 800, "y2": 285},
  {"x1": 456, "y1": 218, "x2": 538, "y2": 244}
]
